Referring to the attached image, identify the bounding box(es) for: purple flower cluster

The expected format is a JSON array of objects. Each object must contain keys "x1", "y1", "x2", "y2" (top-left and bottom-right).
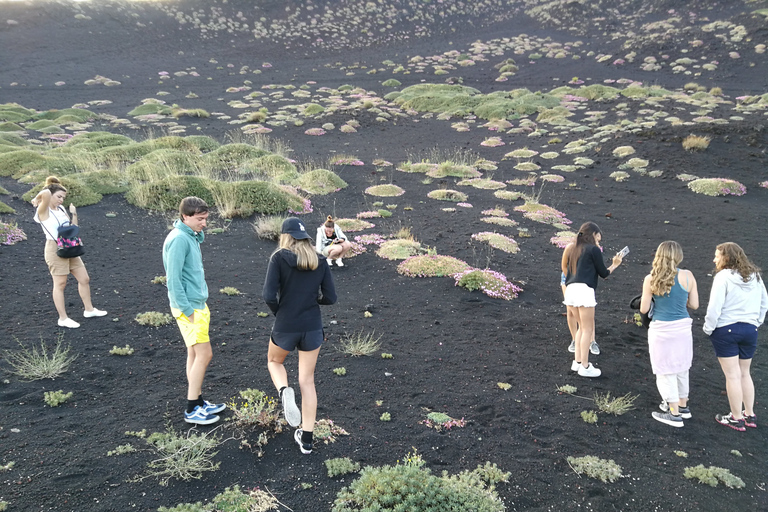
[
  {"x1": 356, "y1": 211, "x2": 381, "y2": 219},
  {"x1": 288, "y1": 198, "x2": 313, "y2": 215},
  {"x1": 514, "y1": 204, "x2": 572, "y2": 225},
  {"x1": 452, "y1": 268, "x2": 523, "y2": 300},
  {"x1": 332, "y1": 157, "x2": 364, "y2": 166},
  {"x1": 713, "y1": 178, "x2": 746, "y2": 196},
  {"x1": 354, "y1": 234, "x2": 386, "y2": 246},
  {"x1": 456, "y1": 202, "x2": 473, "y2": 208},
  {"x1": 1, "y1": 222, "x2": 27, "y2": 246}
]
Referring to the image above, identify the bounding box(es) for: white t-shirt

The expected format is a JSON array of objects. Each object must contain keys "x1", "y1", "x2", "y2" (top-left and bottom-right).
[{"x1": 34, "y1": 206, "x2": 71, "y2": 241}]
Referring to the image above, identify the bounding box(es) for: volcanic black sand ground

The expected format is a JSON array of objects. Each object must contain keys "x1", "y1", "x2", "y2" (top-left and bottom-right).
[{"x1": 1, "y1": 1, "x2": 768, "y2": 511}]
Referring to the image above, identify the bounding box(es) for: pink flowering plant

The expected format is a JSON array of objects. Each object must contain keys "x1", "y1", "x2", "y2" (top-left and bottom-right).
[
  {"x1": 420, "y1": 412, "x2": 466, "y2": 432},
  {"x1": 759, "y1": 181, "x2": 768, "y2": 189},
  {"x1": 331, "y1": 157, "x2": 364, "y2": 166},
  {"x1": 687, "y1": 178, "x2": 746, "y2": 197},
  {"x1": 453, "y1": 268, "x2": 523, "y2": 300},
  {"x1": 354, "y1": 233, "x2": 387, "y2": 246},
  {"x1": 514, "y1": 203, "x2": 571, "y2": 225},
  {"x1": 313, "y1": 418, "x2": 349, "y2": 444},
  {"x1": 550, "y1": 231, "x2": 576, "y2": 249},
  {"x1": 472, "y1": 232, "x2": 519, "y2": 254},
  {"x1": 0, "y1": 222, "x2": 27, "y2": 246},
  {"x1": 356, "y1": 210, "x2": 382, "y2": 219}
]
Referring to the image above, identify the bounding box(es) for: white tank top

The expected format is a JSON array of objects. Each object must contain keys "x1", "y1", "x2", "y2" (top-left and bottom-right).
[{"x1": 34, "y1": 206, "x2": 71, "y2": 241}]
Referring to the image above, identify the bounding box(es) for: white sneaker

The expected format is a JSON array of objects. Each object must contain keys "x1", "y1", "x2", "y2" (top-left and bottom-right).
[
  {"x1": 570, "y1": 360, "x2": 581, "y2": 372},
  {"x1": 578, "y1": 363, "x2": 601, "y2": 377},
  {"x1": 590, "y1": 340, "x2": 600, "y2": 355},
  {"x1": 84, "y1": 308, "x2": 107, "y2": 318},
  {"x1": 335, "y1": 258, "x2": 344, "y2": 267},
  {"x1": 58, "y1": 318, "x2": 80, "y2": 329},
  {"x1": 568, "y1": 340, "x2": 576, "y2": 353}
]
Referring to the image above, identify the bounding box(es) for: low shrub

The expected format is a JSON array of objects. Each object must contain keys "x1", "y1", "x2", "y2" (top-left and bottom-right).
[
  {"x1": 365, "y1": 184, "x2": 405, "y2": 197},
  {"x1": 610, "y1": 171, "x2": 630, "y2": 182},
  {"x1": 682, "y1": 135, "x2": 711, "y2": 151},
  {"x1": 184, "y1": 135, "x2": 220, "y2": 152},
  {"x1": 203, "y1": 143, "x2": 269, "y2": 169},
  {"x1": 44, "y1": 390, "x2": 73, "y2": 407},
  {"x1": 0, "y1": 221, "x2": 26, "y2": 245},
  {"x1": 481, "y1": 217, "x2": 518, "y2": 227},
  {"x1": 612, "y1": 145, "x2": 635, "y2": 157},
  {"x1": 497, "y1": 382, "x2": 511, "y2": 390},
  {"x1": 333, "y1": 367, "x2": 347, "y2": 376},
  {"x1": 550, "y1": 231, "x2": 576, "y2": 249},
  {"x1": 457, "y1": 178, "x2": 506, "y2": 190},
  {"x1": 135, "y1": 312, "x2": 173, "y2": 327},
  {"x1": 594, "y1": 392, "x2": 638, "y2": 415},
  {"x1": 22, "y1": 176, "x2": 102, "y2": 207},
  {"x1": 211, "y1": 485, "x2": 278, "y2": 511},
  {"x1": 581, "y1": 410, "x2": 598, "y2": 424},
  {"x1": 427, "y1": 189, "x2": 468, "y2": 202},
  {"x1": 239, "y1": 154, "x2": 298, "y2": 183},
  {"x1": 338, "y1": 330, "x2": 382, "y2": 357},
  {"x1": 326, "y1": 457, "x2": 361, "y2": 477},
  {"x1": 472, "y1": 232, "x2": 519, "y2": 253},
  {"x1": 514, "y1": 203, "x2": 571, "y2": 225},
  {"x1": 215, "y1": 181, "x2": 306, "y2": 217},
  {"x1": 253, "y1": 215, "x2": 286, "y2": 240},
  {"x1": 136, "y1": 423, "x2": 222, "y2": 486},
  {"x1": 494, "y1": 190, "x2": 525, "y2": 201},
  {"x1": 152, "y1": 276, "x2": 167, "y2": 285},
  {"x1": 314, "y1": 419, "x2": 350, "y2": 445},
  {"x1": 107, "y1": 444, "x2": 137, "y2": 456},
  {"x1": 688, "y1": 178, "x2": 746, "y2": 197},
  {"x1": 3, "y1": 334, "x2": 77, "y2": 380},
  {"x1": 426, "y1": 162, "x2": 481, "y2": 179},
  {"x1": 126, "y1": 175, "x2": 215, "y2": 211},
  {"x1": 296, "y1": 169, "x2": 347, "y2": 195},
  {"x1": 220, "y1": 287, "x2": 241, "y2": 296},
  {"x1": 335, "y1": 218, "x2": 375, "y2": 232},
  {"x1": 226, "y1": 388, "x2": 282, "y2": 456},
  {"x1": 567, "y1": 455, "x2": 622, "y2": 483},
  {"x1": 110, "y1": 345, "x2": 135, "y2": 356},
  {"x1": 684, "y1": 465, "x2": 745, "y2": 488},
  {"x1": 380, "y1": 412, "x2": 392, "y2": 421},
  {"x1": 421, "y1": 411, "x2": 466, "y2": 431},
  {"x1": 453, "y1": 268, "x2": 522, "y2": 300},
  {"x1": 557, "y1": 384, "x2": 577, "y2": 394},
  {"x1": 398, "y1": 255, "x2": 470, "y2": 278},
  {"x1": 376, "y1": 239, "x2": 423, "y2": 260}
]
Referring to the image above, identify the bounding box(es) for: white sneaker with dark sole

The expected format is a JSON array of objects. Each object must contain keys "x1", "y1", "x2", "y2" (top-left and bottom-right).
[
  {"x1": 281, "y1": 387, "x2": 301, "y2": 427},
  {"x1": 577, "y1": 363, "x2": 601, "y2": 377},
  {"x1": 659, "y1": 400, "x2": 691, "y2": 419},
  {"x1": 652, "y1": 411, "x2": 684, "y2": 428},
  {"x1": 294, "y1": 428, "x2": 312, "y2": 454}
]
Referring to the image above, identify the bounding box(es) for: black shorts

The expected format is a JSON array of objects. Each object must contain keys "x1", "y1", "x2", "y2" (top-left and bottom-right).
[{"x1": 271, "y1": 329, "x2": 324, "y2": 352}]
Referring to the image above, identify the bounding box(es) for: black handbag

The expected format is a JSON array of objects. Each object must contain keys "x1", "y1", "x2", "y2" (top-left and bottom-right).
[
  {"x1": 629, "y1": 295, "x2": 653, "y2": 329},
  {"x1": 42, "y1": 206, "x2": 85, "y2": 258}
]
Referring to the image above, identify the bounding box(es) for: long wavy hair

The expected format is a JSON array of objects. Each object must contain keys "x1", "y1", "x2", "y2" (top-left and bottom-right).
[
  {"x1": 715, "y1": 242, "x2": 761, "y2": 283},
  {"x1": 650, "y1": 241, "x2": 683, "y2": 295},
  {"x1": 562, "y1": 222, "x2": 601, "y2": 275},
  {"x1": 277, "y1": 233, "x2": 318, "y2": 271}
]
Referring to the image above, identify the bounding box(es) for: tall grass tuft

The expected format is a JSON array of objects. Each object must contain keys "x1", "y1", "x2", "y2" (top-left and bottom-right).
[{"x1": 3, "y1": 334, "x2": 77, "y2": 380}]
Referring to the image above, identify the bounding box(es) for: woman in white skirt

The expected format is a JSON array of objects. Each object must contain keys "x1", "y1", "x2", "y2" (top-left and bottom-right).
[
  {"x1": 561, "y1": 222, "x2": 623, "y2": 377},
  {"x1": 639, "y1": 241, "x2": 699, "y2": 427}
]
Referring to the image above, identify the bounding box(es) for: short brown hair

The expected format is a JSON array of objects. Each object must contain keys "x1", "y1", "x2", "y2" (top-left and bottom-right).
[{"x1": 179, "y1": 196, "x2": 209, "y2": 218}]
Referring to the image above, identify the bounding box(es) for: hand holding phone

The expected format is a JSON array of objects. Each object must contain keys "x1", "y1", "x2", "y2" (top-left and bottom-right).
[{"x1": 618, "y1": 246, "x2": 630, "y2": 258}]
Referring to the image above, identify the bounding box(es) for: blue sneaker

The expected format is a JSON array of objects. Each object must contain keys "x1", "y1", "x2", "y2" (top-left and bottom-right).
[
  {"x1": 184, "y1": 405, "x2": 220, "y2": 425},
  {"x1": 202, "y1": 400, "x2": 225, "y2": 415}
]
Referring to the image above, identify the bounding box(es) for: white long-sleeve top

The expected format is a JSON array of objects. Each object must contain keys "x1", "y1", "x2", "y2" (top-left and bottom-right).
[
  {"x1": 703, "y1": 269, "x2": 768, "y2": 335},
  {"x1": 315, "y1": 225, "x2": 347, "y2": 253}
]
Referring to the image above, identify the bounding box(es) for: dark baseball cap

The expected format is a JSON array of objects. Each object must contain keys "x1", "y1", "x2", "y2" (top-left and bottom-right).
[{"x1": 281, "y1": 217, "x2": 312, "y2": 240}]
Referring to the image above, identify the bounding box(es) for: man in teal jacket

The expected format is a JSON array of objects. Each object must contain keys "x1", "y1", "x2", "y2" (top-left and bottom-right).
[{"x1": 162, "y1": 196, "x2": 225, "y2": 425}]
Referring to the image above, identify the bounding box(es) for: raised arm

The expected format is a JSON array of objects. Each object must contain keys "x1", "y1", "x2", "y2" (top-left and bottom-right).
[{"x1": 32, "y1": 188, "x2": 52, "y2": 221}]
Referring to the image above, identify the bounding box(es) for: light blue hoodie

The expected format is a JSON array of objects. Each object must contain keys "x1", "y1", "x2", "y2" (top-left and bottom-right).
[{"x1": 162, "y1": 219, "x2": 208, "y2": 317}]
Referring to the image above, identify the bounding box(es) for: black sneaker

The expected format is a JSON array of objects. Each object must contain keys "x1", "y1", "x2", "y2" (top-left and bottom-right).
[
  {"x1": 742, "y1": 411, "x2": 757, "y2": 428},
  {"x1": 294, "y1": 428, "x2": 312, "y2": 454},
  {"x1": 715, "y1": 412, "x2": 746, "y2": 432},
  {"x1": 652, "y1": 411, "x2": 684, "y2": 428}
]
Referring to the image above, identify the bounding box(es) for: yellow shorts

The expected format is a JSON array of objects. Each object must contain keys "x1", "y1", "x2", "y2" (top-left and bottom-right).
[{"x1": 171, "y1": 304, "x2": 210, "y2": 347}]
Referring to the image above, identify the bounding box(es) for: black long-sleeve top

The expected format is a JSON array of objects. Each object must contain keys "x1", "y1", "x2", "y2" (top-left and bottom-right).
[
  {"x1": 565, "y1": 244, "x2": 611, "y2": 290},
  {"x1": 262, "y1": 249, "x2": 337, "y2": 332}
]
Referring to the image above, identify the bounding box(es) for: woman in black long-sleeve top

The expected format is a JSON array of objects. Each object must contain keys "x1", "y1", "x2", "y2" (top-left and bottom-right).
[
  {"x1": 263, "y1": 217, "x2": 337, "y2": 454},
  {"x1": 561, "y1": 221, "x2": 623, "y2": 378}
]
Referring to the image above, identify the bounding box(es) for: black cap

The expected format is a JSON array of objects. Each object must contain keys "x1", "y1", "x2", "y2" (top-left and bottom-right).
[{"x1": 281, "y1": 217, "x2": 312, "y2": 240}]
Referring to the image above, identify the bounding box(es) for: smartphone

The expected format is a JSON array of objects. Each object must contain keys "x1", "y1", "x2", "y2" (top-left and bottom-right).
[{"x1": 618, "y1": 246, "x2": 630, "y2": 258}]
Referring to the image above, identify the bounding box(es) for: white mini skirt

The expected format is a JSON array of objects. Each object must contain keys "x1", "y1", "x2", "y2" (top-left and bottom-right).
[{"x1": 563, "y1": 283, "x2": 597, "y2": 308}]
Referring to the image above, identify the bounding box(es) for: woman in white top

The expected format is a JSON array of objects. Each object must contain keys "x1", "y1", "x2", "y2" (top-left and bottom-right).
[
  {"x1": 704, "y1": 242, "x2": 768, "y2": 431},
  {"x1": 315, "y1": 216, "x2": 351, "y2": 267},
  {"x1": 31, "y1": 176, "x2": 107, "y2": 328}
]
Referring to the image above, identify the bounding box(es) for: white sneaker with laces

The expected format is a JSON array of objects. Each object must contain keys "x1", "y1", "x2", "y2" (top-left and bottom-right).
[
  {"x1": 568, "y1": 340, "x2": 576, "y2": 353},
  {"x1": 335, "y1": 258, "x2": 344, "y2": 267},
  {"x1": 570, "y1": 360, "x2": 581, "y2": 372},
  {"x1": 577, "y1": 363, "x2": 601, "y2": 377},
  {"x1": 590, "y1": 340, "x2": 600, "y2": 355},
  {"x1": 58, "y1": 318, "x2": 80, "y2": 329},
  {"x1": 84, "y1": 308, "x2": 107, "y2": 318}
]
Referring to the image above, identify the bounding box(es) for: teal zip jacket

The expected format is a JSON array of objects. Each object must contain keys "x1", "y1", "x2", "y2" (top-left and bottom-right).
[{"x1": 162, "y1": 219, "x2": 208, "y2": 317}]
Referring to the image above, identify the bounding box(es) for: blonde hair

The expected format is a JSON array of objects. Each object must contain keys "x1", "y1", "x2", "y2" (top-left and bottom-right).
[
  {"x1": 650, "y1": 241, "x2": 683, "y2": 295},
  {"x1": 716, "y1": 242, "x2": 761, "y2": 283},
  {"x1": 44, "y1": 176, "x2": 67, "y2": 195},
  {"x1": 277, "y1": 234, "x2": 318, "y2": 271}
]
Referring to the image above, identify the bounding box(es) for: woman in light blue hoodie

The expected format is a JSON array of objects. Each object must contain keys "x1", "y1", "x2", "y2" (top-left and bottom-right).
[{"x1": 704, "y1": 242, "x2": 768, "y2": 431}]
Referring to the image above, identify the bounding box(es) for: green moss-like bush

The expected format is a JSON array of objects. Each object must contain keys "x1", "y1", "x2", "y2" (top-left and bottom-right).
[
  {"x1": 0, "y1": 133, "x2": 29, "y2": 147},
  {"x1": 126, "y1": 175, "x2": 215, "y2": 211},
  {"x1": 0, "y1": 150, "x2": 47, "y2": 177},
  {"x1": 335, "y1": 218, "x2": 375, "y2": 232},
  {"x1": 0, "y1": 103, "x2": 36, "y2": 122},
  {"x1": 457, "y1": 178, "x2": 505, "y2": 190},
  {"x1": 684, "y1": 465, "x2": 745, "y2": 488},
  {"x1": 427, "y1": 162, "x2": 481, "y2": 179},
  {"x1": 427, "y1": 189, "x2": 468, "y2": 202},
  {"x1": 135, "y1": 311, "x2": 173, "y2": 327},
  {"x1": 566, "y1": 456, "x2": 622, "y2": 483},
  {"x1": 397, "y1": 255, "x2": 470, "y2": 278},
  {"x1": 376, "y1": 240, "x2": 422, "y2": 260},
  {"x1": 296, "y1": 169, "x2": 348, "y2": 195},
  {"x1": 35, "y1": 108, "x2": 98, "y2": 122},
  {"x1": 76, "y1": 169, "x2": 131, "y2": 195},
  {"x1": 125, "y1": 150, "x2": 204, "y2": 181},
  {"x1": 302, "y1": 103, "x2": 325, "y2": 115},
  {"x1": 64, "y1": 131, "x2": 134, "y2": 149},
  {"x1": 472, "y1": 232, "x2": 519, "y2": 254},
  {"x1": 25, "y1": 119, "x2": 59, "y2": 131},
  {"x1": 127, "y1": 104, "x2": 173, "y2": 116},
  {"x1": 184, "y1": 135, "x2": 220, "y2": 152},
  {"x1": 239, "y1": 154, "x2": 298, "y2": 182},
  {"x1": 217, "y1": 181, "x2": 305, "y2": 217},
  {"x1": 22, "y1": 177, "x2": 102, "y2": 207},
  {"x1": 326, "y1": 457, "x2": 361, "y2": 478},
  {"x1": 333, "y1": 463, "x2": 506, "y2": 512},
  {"x1": 688, "y1": 178, "x2": 746, "y2": 197},
  {"x1": 365, "y1": 184, "x2": 405, "y2": 197},
  {"x1": 0, "y1": 122, "x2": 23, "y2": 132},
  {"x1": 203, "y1": 144, "x2": 269, "y2": 169},
  {"x1": 0, "y1": 200, "x2": 15, "y2": 214}
]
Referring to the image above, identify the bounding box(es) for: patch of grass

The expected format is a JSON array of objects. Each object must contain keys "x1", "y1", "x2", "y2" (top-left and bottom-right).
[
  {"x1": 427, "y1": 189, "x2": 468, "y2": 202},
  {"x1": 296, "y1": 169, "x2": 347, "y2": 195},
  {"x1": 674, "y1": 450, "x2": 688, "y2": 458},
  {"x1": 612, "y1": 145, "x2": 635, "y2": 157},
  {"x1": 135, "y1": 311, "x2": 173, "y2": 327},
  {"x1": 22, "y1": 176, "x2": 103, "y2": 207},
  {"x1": 481, "y1": 217, "x2": 518, "y2": 227},
  {"x1": 109, "y1": 345, "x2": 135, "y2": 356},
  {"x1": 688, "y1": 178, "x2": 746, "y2": 197},
  {"x1": 380, "y1": 412, "x2": 392, "y2": 422},
  {"x1": 682, "y1": 135, "x2": 711, "y2": 151},
  {"x1": 457, "y1": 178, "x2": 506, "y2": 190},
  {"x1": 427, "y1": 162, "x2": 481, "y2": 179},
  {"x1": 240, "y1": 154, "x2": 299, "y2": 183},
  {"x1": 610, "y1": 171, "x2": 630, "y2": 182},
  {"x1": 107, "y1": 444, "x2": 137, "y2": 456},
  {"x1": 253, "y1": 215, "x2": 286, "y2": 240},
  {"x1": 581, "y1": 410, "x2": 598, "y2": 424},
  {"x1": 152, "y1": 275, "x2": 167, "y2": 285},
  {"x1": 0, "y1": 461, "x2": 15, "y2": 472},
  {"x1": 398, "y1": 254, "x2": 470, "y2": 278},
  {"x1": 594, "y1": 392, "x2": 638, "y2": 416},
  {"x1": 567, "y1": 456, "x2": 622, "y2": 483},
  {"x1": 497, "y1": 382, "x2": 512, "y2": 390},
  {"x1": 684, "y1": 465, "x2": 745, "y2": 488},
  {"x1": 335, "y1": 218, "x2": 375, "y2": 232},
  {"x1": 365, "y1": 184, "x2": 405, "y2": 197},
  {"x1": 326, "y1": 457, "x2": 361, "y2": 478},
  {"x1": 220, "y1": 287, "x2": 241, "y2": 296},
  {"x1": 557, "y1": 384, "x2": 577, "y2": 394},
  {"x1": 472, "y1": 232, "x2": 519, "y2": 254},
  {"x1": 494, "y1": 190, "x2": 525, "y2": 201},
  {"x1": 376, "y1": 239, "x2": 423, "y2": 260},
  {"x1": 43, "y1": 390, "x2": 73, "y2": 407},
  {"x1": 333, "y1": 367, "x2": 347, "y2": 376},
  {"x1": 3, "y1": 334, "x2": 77, "y2": 380},
  {"x1": 338, "y1": 330, "x2": 382, "y2": 357},
  {"x1": 135, "y1": 422, "x2": 222, "y2": 486},
  {"x1": 381, "y1": 353, "x2": 393, "y2": 359}
]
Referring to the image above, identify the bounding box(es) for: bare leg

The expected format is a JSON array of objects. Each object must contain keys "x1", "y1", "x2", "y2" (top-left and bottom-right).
[
  {"x1": 326, "y1": 245, "x2": 344, "y2": 260},
  {"x1": 298, "y1": 347, "x2": 320, "y2": 432},
  {"x1": 70, "y1": 266, "x2": 94, "y2": 311},
  {"x1": 575, "y1": 307, "x2": 595, "y2": 367},
  {"x1": 267, "y1": 340, "x2": 290, "y2": 391},
  {"x1": 566, "y1": 305, "x2": 578, "y2": 343},
  {"x1": 718, "y1": 356, "x2": 744, "y2": 419},
  {"x1": 739, "y1": 358, "x2": 754, "y2": 417},
  {"x1": 187, "y1": 343, "x2": 212, "y2": 401},
  {"x1": 52, "y1": 274, "x2": 69, "y2": 320}
]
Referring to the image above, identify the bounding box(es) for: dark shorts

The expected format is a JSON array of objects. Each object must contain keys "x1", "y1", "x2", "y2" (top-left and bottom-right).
[
  {"x1": 709, "y1": 322, "x2": 758, "y2": 359},
  {"x1": 271, "y1": 329, "x2": 324, "y2": 352}
]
